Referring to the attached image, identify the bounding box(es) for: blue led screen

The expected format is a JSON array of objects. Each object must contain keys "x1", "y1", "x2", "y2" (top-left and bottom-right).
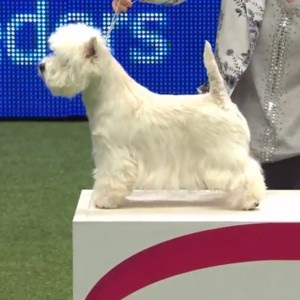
[{"x1": 0, "y1": 0, "x2": 221, "y2": 118}]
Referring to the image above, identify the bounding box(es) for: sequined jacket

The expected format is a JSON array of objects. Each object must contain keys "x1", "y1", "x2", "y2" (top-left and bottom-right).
[{"x1": 198, "y1": 0, "x2": 266, "y2": 95}]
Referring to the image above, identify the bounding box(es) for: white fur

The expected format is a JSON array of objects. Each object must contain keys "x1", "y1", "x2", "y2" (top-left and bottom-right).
[{"x1": 39, "y1": 23, "x2": 266, "y2": 210}]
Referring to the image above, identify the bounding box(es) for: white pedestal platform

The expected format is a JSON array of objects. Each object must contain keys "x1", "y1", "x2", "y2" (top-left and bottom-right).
[{"x1": 73, "y1": 190, "x2": 300, "y2": 300}]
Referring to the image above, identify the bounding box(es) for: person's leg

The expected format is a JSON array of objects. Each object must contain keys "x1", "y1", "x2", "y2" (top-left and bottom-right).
[
  {"x1": 293, "y1": 177, "x2": 300, "y2": 189},
  {"x1": 261, "y1": 158, "x2": 294, "y2": 190},
  {"x1": 291, "y1": 156, "x2": 300, "y2": 189}
]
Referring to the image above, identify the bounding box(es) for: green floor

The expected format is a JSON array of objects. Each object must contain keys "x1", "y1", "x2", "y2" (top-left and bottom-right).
[{"x1": 0, "y1": 122, "x2": 93, "y2": 300}]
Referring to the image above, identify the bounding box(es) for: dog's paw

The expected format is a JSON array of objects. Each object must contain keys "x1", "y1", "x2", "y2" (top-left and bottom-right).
[
  {"x1": 227, "y1": 191, "x2": 261, "y2": 211},
  {"x1": 241, "y1": 199, "x2": 260, "y2": 211},
  {"x1": 239, "y1": 185, "x2": 265, "y2": 211},
  {"x1": 92, "y1": 191, "x2": 126, "y2": 209},
  {"x1": 94, "y1": 197, "x2": 119, "y2": 209}
]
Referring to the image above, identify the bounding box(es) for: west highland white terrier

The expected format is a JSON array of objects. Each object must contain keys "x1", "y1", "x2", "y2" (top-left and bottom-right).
[{"x1": 39, "y1": 23, "x2": 266, "y2": 210}]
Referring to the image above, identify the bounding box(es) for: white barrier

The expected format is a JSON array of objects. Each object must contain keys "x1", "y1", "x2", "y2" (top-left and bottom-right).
[{"x1": 73, "y1": 190, "x2": 300, "y2": 300}]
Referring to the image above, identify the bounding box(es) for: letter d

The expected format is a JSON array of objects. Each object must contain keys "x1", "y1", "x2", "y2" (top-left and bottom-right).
[{"x1": 7, "y1": 0, "x2": 46, "y2": 65}]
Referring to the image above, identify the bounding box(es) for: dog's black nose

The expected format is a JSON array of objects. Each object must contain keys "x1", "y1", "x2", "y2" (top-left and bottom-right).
[{"x1": 39, "y1": 63, "x2": 46, "y2": 72}]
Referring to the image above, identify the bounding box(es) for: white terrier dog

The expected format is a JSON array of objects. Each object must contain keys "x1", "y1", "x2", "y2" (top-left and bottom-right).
[{"x1": 39, "y1": 23, "x2": 266, "y2": 210}]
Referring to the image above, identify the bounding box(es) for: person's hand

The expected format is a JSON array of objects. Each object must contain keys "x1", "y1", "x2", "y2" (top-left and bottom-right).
[{"x1": 112, "y1": 0, "x2": 133, "y2": 13}]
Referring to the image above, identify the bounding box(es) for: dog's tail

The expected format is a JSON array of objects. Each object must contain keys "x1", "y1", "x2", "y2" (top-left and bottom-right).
[{"x1": 203, "y1": 41, "x2": 229, "y2": 106}]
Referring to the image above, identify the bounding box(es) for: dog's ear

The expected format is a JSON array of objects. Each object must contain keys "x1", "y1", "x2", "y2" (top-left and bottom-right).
[{"x1": 84, "y1": 37, "x2": 98, "y2": 59}]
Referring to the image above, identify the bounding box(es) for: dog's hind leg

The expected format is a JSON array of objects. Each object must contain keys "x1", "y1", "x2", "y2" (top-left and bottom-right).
[
  {"x1": 225, "y1": 158, "x2": 266, "y2": 210},
  {"x1": 202, "y1": 156, "x2": 266, "y2": 210},
  {"x1": 233, "y1": 157, "x2": 266, "y2": 210},
  {"x1": 91, "y1": 148, "x2": 137, "y2": 209}
]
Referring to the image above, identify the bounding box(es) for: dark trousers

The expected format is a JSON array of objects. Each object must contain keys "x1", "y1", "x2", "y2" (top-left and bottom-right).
[{"x1": 262, "y1": 155, "x2": 300, "y2": 189}]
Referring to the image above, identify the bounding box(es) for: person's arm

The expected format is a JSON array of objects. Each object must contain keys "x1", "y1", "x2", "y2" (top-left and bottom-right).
[{"x1": 112, "y1": 0, "x2": 133, "y2": 13}]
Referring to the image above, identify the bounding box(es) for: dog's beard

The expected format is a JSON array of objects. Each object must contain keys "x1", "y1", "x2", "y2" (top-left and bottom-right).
[
  {"x1": 48, "y1": 85, "x2": 75, "y2": 97},
  {"x1": 42, "y1": 67, "x2": 85, "y2": 98}
]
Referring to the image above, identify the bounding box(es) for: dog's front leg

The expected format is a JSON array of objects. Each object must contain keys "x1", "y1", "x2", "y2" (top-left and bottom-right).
[{"x1": 91, "y1": 146, "x2": 137, "y2": 209}]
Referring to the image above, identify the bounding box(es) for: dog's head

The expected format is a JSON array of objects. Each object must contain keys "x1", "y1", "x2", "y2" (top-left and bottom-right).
[{"x1": 39, "y1": 23, "x2": 107, "y2": 98}]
